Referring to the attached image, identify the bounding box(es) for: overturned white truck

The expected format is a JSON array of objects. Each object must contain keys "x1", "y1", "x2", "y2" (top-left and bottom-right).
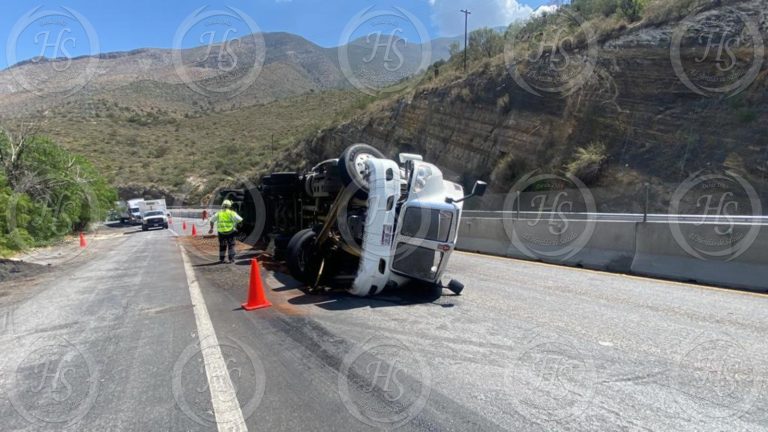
[{"x1": 223, "y1": 144, "x2": 486, "y2": 296}]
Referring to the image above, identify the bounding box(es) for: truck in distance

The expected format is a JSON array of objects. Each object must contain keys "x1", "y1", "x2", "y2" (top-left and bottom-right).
[
  {"x1": 139, "y1": 199, "x2": 169, "y2": 231},
  {"x1": 126, "y1": 198, "x2": 145, "y2": 224}
]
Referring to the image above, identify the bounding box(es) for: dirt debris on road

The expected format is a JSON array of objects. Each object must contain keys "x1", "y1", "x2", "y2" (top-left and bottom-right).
[
  {"x1": 178, "y1": 235, "x2": 309, "y2": 315},
  {"x1": 0, "y1": 259, "x2": 51, "y2": 283}
]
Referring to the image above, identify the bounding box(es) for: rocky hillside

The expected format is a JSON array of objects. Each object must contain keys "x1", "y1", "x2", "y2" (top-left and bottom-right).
[{"x1": 271, "y1": 0, "x2": 768, "y2": 213}]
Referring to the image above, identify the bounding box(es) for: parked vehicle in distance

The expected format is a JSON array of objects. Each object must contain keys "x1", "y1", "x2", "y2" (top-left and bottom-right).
[
  {"x1": 139, "y1": 199, "x2": 168, "y2": 217},
  {"x1": 126, "y1": 198, "x2": 144, "y2": 224},
  {"x1": 141, "y1": 210, "x2": 169, "y2": 231}
]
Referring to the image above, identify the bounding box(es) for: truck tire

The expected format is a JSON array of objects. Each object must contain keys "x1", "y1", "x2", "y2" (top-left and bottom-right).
[
  {"x1": 273, "y1": 234, "x2": 293, "y2": 261},
  {"x1": 286, "y1": 229, "x2": 322, "y2": 286},
  {"x1": 237, "y1": 188, "x2": 268, "y2": 247},
  {"x1": 447, "y1": 279, "x2": 464, "y2": 295},
  {"x1": 338, "y1": 144, "x2": 385, "y2": 193}
]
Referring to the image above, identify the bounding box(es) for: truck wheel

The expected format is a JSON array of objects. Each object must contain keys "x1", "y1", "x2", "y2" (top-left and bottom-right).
[
  {"x1": 338, "y1": 144, "x2": 385, "y2": 192},
  {"x1": 273, "y1": 234, "x2": 293, "y2": 261},
  {"x1": 287, "y1": 229, "x2": 322, "y2": 286},
  {"x1": 447, "y1": 279, "x2": 464, "y2": 295},
  {"x1": 142, "y1": 226, "x2": 148, "y2": 232},
  {"x1": 237, "y1": 188, "x2": 267, "y2": 247}
]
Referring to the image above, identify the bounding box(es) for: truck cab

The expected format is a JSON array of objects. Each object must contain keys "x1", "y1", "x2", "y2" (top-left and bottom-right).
[{"x1": 126, "y1": 199, "x2": 144, "y2": 224}]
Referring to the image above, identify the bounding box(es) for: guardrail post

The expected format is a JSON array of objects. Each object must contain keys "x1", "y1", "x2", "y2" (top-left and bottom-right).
[{"x1": 643, "y1": 183, "x2": 650, "y2": 223}]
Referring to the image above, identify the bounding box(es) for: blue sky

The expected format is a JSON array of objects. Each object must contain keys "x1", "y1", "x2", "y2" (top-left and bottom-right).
[{"x1": 1, "y1": 0, "x2": 555, "y2": 69}]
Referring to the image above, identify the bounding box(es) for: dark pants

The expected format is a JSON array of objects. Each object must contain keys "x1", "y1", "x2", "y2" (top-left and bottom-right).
[{"x1": 218, "y1": 231, "x2": 237, "y2": 262}]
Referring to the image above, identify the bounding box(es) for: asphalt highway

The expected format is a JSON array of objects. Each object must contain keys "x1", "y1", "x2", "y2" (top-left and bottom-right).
[{"x1": 1, "y1": 220, "x2": 766, "y2": 431}]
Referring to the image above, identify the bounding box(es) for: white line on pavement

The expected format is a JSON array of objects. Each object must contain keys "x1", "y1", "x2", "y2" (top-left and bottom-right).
[{"x1": 179, "y1": 245, "x2": 248, "y2": 432}]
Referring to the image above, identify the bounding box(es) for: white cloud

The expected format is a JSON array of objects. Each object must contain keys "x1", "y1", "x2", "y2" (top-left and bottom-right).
[
  {"x1": 532, "y1": 4, "x2": 560, "y2": 17},
  {"x1": 428, "y1": 0, "x2": 535, "y2": 36}
]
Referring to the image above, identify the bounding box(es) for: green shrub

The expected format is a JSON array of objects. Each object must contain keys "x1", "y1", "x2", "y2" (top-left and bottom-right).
[
  {"x1": 565, "y1": 141, "x2": 608, "y2": 184},
  {"x1": 0, "y1": 131, "x2": 116, "y2": 255},
  {"x1": 491, "y1": 153, "x2": 528, "y2": 186},
  {"x1": 618, "y1": 0, "x2": 646, "y2": 22}
]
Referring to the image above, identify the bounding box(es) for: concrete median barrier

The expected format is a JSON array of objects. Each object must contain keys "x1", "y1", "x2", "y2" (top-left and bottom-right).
[
  {"x1": 457, "y1": 218, "x2": 509, "y2": 256},
  {"x1": 457, "y1": 216, "x2": 768, "y2": 292},
  {"x1": 458, "y1": 218, "x2": 636, "y2": 272},
  {"x1": 631, "y1": 222, "x2": 768, "y2": 292}
]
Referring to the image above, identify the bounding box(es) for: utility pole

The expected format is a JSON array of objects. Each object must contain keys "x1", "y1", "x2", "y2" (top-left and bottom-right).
[{"x1": 460, "y1": 9, "x2": 471, "y2": 73}]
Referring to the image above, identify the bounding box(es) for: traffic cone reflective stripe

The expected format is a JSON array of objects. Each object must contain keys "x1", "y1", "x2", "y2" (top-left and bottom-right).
[
  {"x1": 242, "y1": 259, "x2": 272, "y2": 311},
  {"x1": 79, "y1": 232, "x2": 87, "y2": 248}
]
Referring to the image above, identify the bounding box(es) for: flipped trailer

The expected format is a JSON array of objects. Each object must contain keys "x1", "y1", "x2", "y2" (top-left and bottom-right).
[{"x1": 223, "y1": 144, "x2": 486, "y2": 296}]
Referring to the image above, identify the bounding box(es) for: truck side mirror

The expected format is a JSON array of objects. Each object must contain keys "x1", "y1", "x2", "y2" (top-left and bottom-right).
[
  {"x1": 398, "y1": 153, "x2": 423, "y2": 164},
  {"x1": 472, "y1": 181, "x2": 487, "y2": 197},
  {"x1": 446, "y1": 180, "x2": 488, "y2": 204}
]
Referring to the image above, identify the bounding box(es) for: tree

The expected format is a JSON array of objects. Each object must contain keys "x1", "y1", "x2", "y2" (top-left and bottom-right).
[
  {"x1": 449, "y1": 41, "x2": 461, "y2": 58},
  {"x1": 0, "y1": 121, "x2": 40, "y2": 190},
  {"x1": 469, "y1": 28, "x2": 504, "y2": 60},
  {"x1": 619, "y1": 0, "x2": 644, "y2": 22},
  {"x1": 505, "y1": 21, "x2": 526, "y2": 40}
]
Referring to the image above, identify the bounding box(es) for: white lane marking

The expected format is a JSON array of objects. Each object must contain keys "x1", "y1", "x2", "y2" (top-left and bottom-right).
[{"x1": 179, "y1": 245, "x2": 248, "y2": 432}]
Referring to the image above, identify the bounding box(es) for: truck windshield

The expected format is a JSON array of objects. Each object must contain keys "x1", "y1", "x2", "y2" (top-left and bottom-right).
[
  {"x1": 400, "y1": 207, "x2": 453, "y2": 242},
  {"x1": 145, "y1": 211, "x2": 164, "y2": 217},
  {"x1": 130, "y1": 208, "x2": 140, "y2": 214}
]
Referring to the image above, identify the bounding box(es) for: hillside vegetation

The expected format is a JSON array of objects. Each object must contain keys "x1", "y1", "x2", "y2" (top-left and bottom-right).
[{"x1": 26, "y1": 90, "x2": 374, "y2": 201}]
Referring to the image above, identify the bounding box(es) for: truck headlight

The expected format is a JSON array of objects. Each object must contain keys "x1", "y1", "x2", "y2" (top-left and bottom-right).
[{"x1": 412, "y1": 165, "x2": 434, "y2": 194}]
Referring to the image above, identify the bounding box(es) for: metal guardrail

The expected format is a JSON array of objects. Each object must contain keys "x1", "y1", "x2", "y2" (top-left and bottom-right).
[
  {"x1": 168, "y1": 208, "x2": 216, "y2": 219},
  {"x1": 171, "y1": 206, "x2": 768, "y2": 225},
  {"x1": 462, "y1": 211, "x2": 768, "y2": 225}
]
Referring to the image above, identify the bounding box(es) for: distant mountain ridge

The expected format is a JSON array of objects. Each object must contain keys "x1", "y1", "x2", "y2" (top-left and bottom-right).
[{"x1": 0, "y1": 31, "x2": 459, "y2": 116}]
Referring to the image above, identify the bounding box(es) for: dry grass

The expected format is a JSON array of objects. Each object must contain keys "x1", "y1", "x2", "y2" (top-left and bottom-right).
[{"x1": 26, "y1": 90, "x2": 371, "y2": 199}]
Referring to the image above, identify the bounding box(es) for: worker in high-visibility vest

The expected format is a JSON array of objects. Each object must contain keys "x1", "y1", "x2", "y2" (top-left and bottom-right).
[{"x1": 208, "y1": 200, "x2": 243, "y2": 264}]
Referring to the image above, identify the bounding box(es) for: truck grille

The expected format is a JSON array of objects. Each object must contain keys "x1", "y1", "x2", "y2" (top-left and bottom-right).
[{"x1": 392, "y1": 243, "x2": 443, "y2": 282}]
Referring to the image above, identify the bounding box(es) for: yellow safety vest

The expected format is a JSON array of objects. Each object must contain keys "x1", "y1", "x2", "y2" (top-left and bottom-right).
[{"x1": 217, "y1": 210, "x2": 238, "y2": 234}]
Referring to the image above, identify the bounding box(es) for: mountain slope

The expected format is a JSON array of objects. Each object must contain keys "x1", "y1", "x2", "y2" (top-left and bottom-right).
[
  {"x1": 0, "y1": 32, "x2": 458, "y2": 117},
  {"x1": 23, "y1": 90, "x2": 373, "y2": 201}
]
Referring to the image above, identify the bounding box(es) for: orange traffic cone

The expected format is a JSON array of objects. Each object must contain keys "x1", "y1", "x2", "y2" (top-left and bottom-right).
[
  {"x1": 242, "y1": 259, "x2": 272, "y2": 311},
  {"x1": 191, "y1": 225, "x2": 197, "y2": 236},
  {"x1": 79, "y1": 232, "x2": 87, "y2": 248},
  {"x1": 182, "y1": 221, "x2": 187, "y2": 231}
]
